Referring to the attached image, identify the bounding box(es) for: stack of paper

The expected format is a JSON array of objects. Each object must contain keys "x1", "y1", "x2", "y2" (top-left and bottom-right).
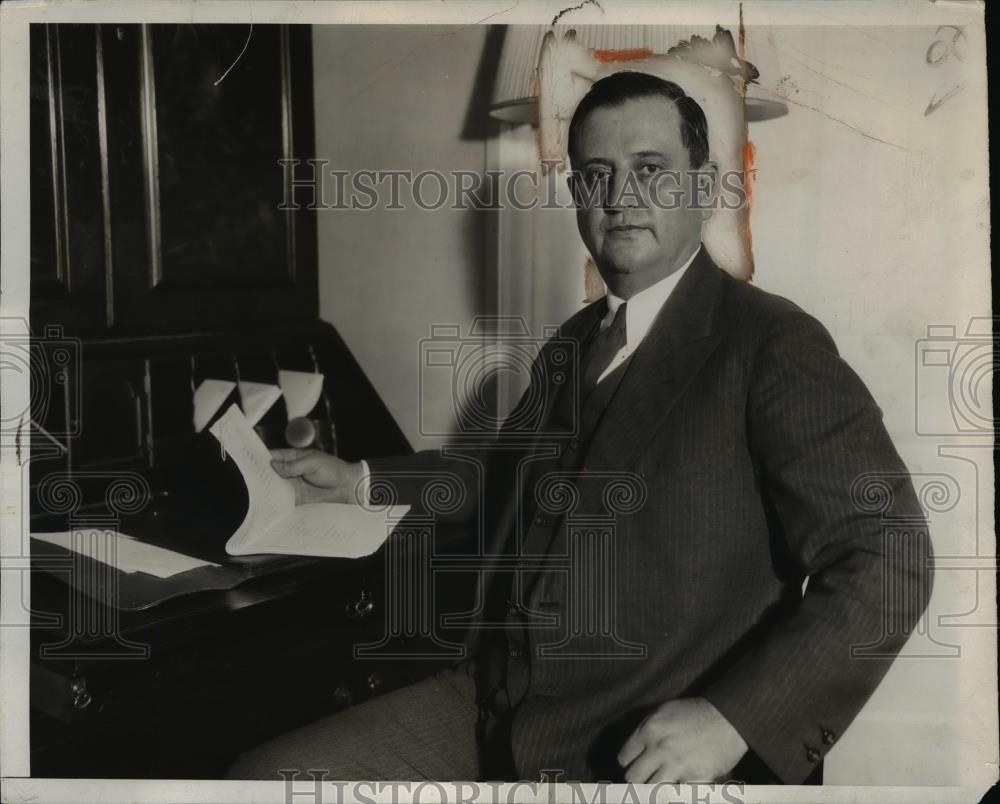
[
  {"x1": 209, "y1": 404, "x2": 408, "y2": 558},
  {"x1": 31, "y1": 530, "x2": 219, "y2": 579}
]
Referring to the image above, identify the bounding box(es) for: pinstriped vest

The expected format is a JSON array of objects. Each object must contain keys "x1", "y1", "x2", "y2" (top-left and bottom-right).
[{"x1": 492, "y1": 317, "x2": 636, "y2": 710}]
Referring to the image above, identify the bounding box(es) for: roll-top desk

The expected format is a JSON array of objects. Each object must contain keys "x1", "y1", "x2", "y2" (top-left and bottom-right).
[{"x1": 27, "y1": 23, "x2": 473, "y2": 778}]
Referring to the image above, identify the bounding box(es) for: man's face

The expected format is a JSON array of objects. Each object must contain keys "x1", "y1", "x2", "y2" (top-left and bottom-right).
[{"x1": 569, "y1": 95, "x2": 715, "y2": 298}]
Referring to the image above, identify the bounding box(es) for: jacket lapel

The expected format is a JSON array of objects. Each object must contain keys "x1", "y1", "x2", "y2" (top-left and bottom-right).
[
  {"x1": 531, "y1": 298, "x2": 606, "y2": 439},
  {"x1": 583, "y1": 247, "x2": 728, "y2": 472}
]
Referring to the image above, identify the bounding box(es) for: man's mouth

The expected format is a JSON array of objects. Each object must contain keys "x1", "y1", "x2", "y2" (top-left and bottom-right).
[{"x1": 606, "y1": 224, "x2": 649, "y2": 233}]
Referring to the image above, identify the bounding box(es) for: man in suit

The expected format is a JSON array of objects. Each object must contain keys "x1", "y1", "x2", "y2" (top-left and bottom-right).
[{"x1": 228, "y1": 71, "x2": 932, "y2": 785}]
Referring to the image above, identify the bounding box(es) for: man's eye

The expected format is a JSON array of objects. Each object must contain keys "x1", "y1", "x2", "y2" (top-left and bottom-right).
[
  {"x1": 639, "y1": 163, "x2": 663, "y2": 176},
  {"x1": 586, "y1": 169, "x2": 611, "y2": 183}
]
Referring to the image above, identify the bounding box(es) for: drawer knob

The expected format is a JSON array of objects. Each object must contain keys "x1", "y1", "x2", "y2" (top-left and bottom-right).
[
  {"x1": 331, "y1": 685, "x2": 353, "y2": 708},
  {"x1": 70, "y1": 676, "x2": 92, "y2": 710},
  {"x1": 346, "y1": 590, "x2": 374, "y2": 619}
]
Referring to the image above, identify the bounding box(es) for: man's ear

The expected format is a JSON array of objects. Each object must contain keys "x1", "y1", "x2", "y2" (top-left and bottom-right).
[{"x1": 694, "y1": 159, "x2": 720, "y2": 222}]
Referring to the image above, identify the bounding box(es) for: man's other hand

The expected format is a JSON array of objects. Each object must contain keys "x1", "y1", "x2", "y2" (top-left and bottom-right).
[
  {"x1": 270, "y1": 448, "x2": 366, "y2": 505},
  {"x1": 618, "y1": 697, "x2": 748, "y2": 783}
]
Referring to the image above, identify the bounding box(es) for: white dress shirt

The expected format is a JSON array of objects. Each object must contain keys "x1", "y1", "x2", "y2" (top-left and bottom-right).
[{"x1": 595, "y1": 246, "x2": 699, "y2": 383}]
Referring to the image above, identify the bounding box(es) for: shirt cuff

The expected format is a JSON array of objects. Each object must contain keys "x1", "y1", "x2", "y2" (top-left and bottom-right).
[{"x1": 357, "y1": 459, "x2": 371, "y2": 505}]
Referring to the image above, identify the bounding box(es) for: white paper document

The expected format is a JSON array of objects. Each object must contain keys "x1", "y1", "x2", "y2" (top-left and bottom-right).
[
  {"x1": 193, "y1": 378, "x2": 236, "y2": 433},
  {"x1": 31, "y1": 529, "x2": 219, "y2": 579},
  {"x1": 278, "y1": 369, "x2": 325, "y2": 419},
  {"x1": 209, "y1": 403, "x2": 407, "y2": 558},
  {"x1": 238, "y1": 380, "x2": 283, "y2": 426}
]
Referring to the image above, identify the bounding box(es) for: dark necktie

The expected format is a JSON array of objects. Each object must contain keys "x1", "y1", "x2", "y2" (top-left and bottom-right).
[{"x1": 580, "y1": 301, "x2": 628, "y2": 397}]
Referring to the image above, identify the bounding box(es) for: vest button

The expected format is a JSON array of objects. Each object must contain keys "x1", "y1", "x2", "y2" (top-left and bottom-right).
[
  {"x1": 806, "y1": 747, "x2": 821, "y2": 763},
  {"x1": 533, "y1": 513, "x2": 549, "y2": 526},
  {"x1": 821, "y1": 729, "x2": 836, "y2": 745},
  {"x1": 508, "y1": 646, "x2": 523, "y2": 659},
  {"x1": 506, "y1": 600, "x2": 520, "y2": 616}
]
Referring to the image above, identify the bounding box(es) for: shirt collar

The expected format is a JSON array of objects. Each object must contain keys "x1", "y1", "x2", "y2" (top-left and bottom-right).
[{"x1": 603, "y1": 245, "x2": 701, "y2": 350}]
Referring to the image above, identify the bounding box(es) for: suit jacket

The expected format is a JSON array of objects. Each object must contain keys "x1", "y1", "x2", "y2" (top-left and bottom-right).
[{"x1": 368, "y1": 247, "x2": 933, "y2": 784}]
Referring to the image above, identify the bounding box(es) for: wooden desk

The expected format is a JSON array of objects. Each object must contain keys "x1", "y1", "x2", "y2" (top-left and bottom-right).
[
  {"x1": 29, "y1": 472, "x2": 476, "y2": 778},
  {"x1": 25, "y1": 21, "x2": 482, "y2": 779}
]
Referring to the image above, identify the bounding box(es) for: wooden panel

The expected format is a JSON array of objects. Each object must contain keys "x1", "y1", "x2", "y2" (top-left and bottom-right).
[
  {"x1": 150, "y1": 25, "x2": 291, "y2": 290},
  {"x1": 30, "y1": 24, "x2": 109, "y2": 332},
  {"x1": 101, "y1": 24, "x2": 317, "y2": 331},
  {"x1": 72, "y1": 358, "x2": 149, "y2": 468}
]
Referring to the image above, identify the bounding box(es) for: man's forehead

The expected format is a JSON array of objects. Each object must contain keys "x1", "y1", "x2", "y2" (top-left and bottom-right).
[{"x1": 576, "y1": 95, "x2": 685, "y2": 156}]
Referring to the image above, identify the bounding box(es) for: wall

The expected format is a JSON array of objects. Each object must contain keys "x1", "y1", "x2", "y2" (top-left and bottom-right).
[
  {"x1": 738, "y1": 22, "x2": 991, "y2": 786},
  {"x1": 312, "y1": 25, "x2": 492, "y2": 451}
]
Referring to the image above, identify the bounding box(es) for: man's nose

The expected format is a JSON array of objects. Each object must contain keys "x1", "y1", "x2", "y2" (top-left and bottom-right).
[{"x1": 603, "y1": 170, "x2": 640, "y2": 214}]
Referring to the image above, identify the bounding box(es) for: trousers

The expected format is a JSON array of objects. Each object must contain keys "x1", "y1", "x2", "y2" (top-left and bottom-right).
[{"x1": 225, "y1": 660, "x2": 514, "y2": 781}]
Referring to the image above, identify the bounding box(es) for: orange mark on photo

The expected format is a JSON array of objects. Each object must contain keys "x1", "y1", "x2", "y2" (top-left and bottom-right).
[
  {"x1": 583, "y1": 256, "x2": 605, "y2": 303},
  {"x1": 742, "y1": 139, "x2": 756, "y2": 261},
  {"x1": 593, "y1": 48, "x2": 653, "y2": 63}
]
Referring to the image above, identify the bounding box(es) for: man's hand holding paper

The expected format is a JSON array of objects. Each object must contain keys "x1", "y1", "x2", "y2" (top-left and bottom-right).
[
  {"x1": 270, "y1": 448, "x2": 367, "y2": 505},
  {"x1": 209, "y1": 405, "x2": 405, "y2": 558}
]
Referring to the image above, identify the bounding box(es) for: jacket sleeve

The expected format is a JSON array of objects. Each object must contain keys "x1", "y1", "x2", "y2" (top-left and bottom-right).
[
  {"x1": 365, "y1": 448, "x2": 485, "y2": 525},
  {"x1": 702, "y1": 306, "x2": 934, "y2": 783}
]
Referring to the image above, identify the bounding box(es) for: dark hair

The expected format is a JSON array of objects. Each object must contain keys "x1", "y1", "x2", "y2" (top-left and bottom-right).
[{"x1": 567, "y1": 71, "x2": 710, "y2": 169}]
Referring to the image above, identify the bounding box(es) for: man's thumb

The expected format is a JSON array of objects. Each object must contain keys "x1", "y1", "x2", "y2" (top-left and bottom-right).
[{"x1": 274, "y1": 454, "x2": 322, "y2": 478}]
